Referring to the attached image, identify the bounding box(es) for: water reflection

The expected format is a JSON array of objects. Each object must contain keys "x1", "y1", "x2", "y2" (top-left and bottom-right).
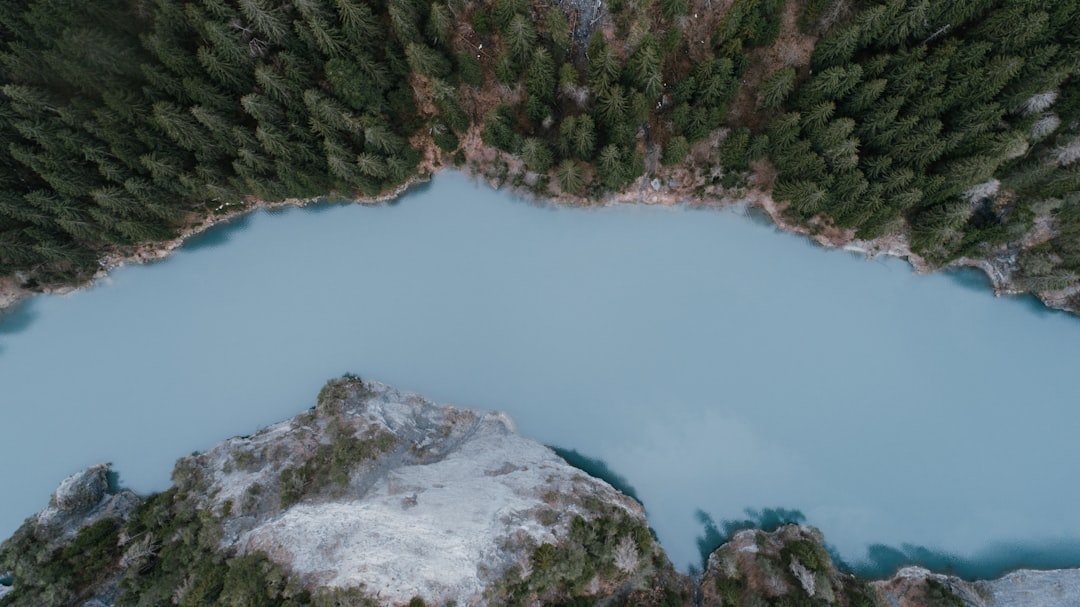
[
  {"x1": 0, "y1": 300, "x2": 38, "y2": 355},
  {"x1": 694, "y1": 508, "x2": 808, "y2": 568},
  {"x1": 942, "y1": 267, "x2": 995, "y2": 294},
  {"x1": 551, "y1": 447, "x2": 641, "y2": 503},
  {"x1": 182, "y1": 213, "x2": 255, "y2": 252},
  {"x1": 857, "y1": 538, "x2": 1080, "y2": 580}
]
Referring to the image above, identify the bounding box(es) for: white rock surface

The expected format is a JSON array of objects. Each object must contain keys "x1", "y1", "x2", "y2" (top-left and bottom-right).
[
  {"x1": 875, "y1": 565, "x2": 1080, "y2": 607},
  {"x1": 190, "y1": 380, "x2": 644, "y2": 606},
  {"x1": 979, "y1": 569, "x2": 1080, "y2": 607},
  {"x1": 53, "y1": 465, "x2": 110, "y2": 513},
  {"x1": 33, "y1": 464, "x2": 139, "y2": 545}
]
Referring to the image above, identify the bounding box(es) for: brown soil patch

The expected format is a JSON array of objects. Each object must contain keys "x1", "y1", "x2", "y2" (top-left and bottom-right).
[{"x1": 725, "y1": 0, "x2": 819, "y2": 129}]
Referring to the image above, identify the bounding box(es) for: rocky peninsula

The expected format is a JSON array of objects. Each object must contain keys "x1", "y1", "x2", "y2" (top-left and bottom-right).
[{"x1": 2, "y1": 376, "x2": 1078, "y2": 607}]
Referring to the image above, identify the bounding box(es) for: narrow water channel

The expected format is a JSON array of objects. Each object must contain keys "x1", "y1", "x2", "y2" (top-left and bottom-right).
[{"x1": 2, "y1": 171, "x2": 1079, "y2": 576}]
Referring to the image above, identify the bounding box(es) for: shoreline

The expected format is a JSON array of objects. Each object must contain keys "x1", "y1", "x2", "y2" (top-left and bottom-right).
[
  {"x1": 0, "y1": 148, "x2": 1071, "y2": 318},
  {"x1": 0, "y1": 172, "x2": 434, "y2": 318}
]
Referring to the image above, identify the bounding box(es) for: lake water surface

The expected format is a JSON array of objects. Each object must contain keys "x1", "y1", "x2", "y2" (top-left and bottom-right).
[{"x1": 2, "y1": 171, "x2": 1079, "y2": 577}]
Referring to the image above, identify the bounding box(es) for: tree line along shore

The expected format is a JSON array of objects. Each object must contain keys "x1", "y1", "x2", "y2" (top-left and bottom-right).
[{"x1": 1, "y1": 0, "x2": 1078, "y2": 311}]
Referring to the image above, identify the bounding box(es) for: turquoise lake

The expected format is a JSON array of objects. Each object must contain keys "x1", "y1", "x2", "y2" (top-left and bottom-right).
[{"x1": 2, "y1": 170, "x2": 1079, "y2": 577}]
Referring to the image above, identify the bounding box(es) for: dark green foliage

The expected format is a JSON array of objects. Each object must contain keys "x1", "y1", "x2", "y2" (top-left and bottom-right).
[
  {"x1": 713, "y1": 573, "x2": 747, "y2": 606},
  {"x1": 924, "y1": 579, "x2": 966, "y2": 607},
  {"x1": 780, "y1": 539, "x2": 830, "y2": 575},
  {"x1": 0, "y1": 0, "x2": 426, "y2": 288},
  {"x1": 758, "y1": 67, "x2": 797, "y2": 110},
  {"x1": 490, "y1": 508, "x2": 654, "y2": 605},
  {"x1": 672, "y1": 57, "x2": 739, "y2": 141},
  {"x1": 2, "y1": 0, "x2": 1079, "y2": 303},
  {"x1": 457, "y1": 52, "x2": 483, "y2": 87},
  {"x1": 720, "y1": 128, "x2": 752, "y2": 171},
  {"x1": 432, "y1": 123, "x2": 461, "y2": 153},
  {"x1": 662, "y1": 136, "x2": 690, "y2": 166},
  {"x1": 481, "y1": 105, "x2": 522, "y2": 153},
  {"x1": 107, "y1": 488, "x2": 376, "y2": 606},
  {"x1": 662, "y1": 0, "x2": 689, "y2": 20},
  {"x1": 555, "y1": 159, "x2": 586, "y2": 194},
  {"x1": 597, "y1": 144, "x2": 641, "y2": 189},
  {"x1": 764, "y1": 0, "x2": 1080, "y2": 280},
  {"x1": 546, "y1": 7, "x2": 572, "y2": 52},
  {"x1": 716, "y1": 0, "x2": 784, "y2": 52},
  {"x1": 281, "y1": 382, "x2": 387, "y2": 505},
  {"x1": 0, "y1": 518, "x2": 122, "y2": 606},
  {"x1": 522, "y1": 138, "x2": 555, "y2": 172},
  {"x1": 406, "y1": 43, "x2": 452, "y2": 78}
]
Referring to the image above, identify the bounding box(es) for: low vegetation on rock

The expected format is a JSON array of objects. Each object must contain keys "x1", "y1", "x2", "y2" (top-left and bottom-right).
[{"x1": 0, "y1": 376, "x2": 690, "y2": 606}]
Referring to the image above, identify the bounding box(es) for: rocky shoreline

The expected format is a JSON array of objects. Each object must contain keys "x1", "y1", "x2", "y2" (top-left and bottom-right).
[
  {"x1": 2, "y1": 152, "x2": 1068, "y2": 321},
  {"x1": 0, "y1": 171, "x2": 437, "y2": 318},
  {"x1": 2, "y1": 376, "x2": 1079, "y2": 607}
]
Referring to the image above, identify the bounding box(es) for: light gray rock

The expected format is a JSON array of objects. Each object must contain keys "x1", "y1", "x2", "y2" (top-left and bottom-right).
[
  {"x1": 185, "y1": 379, "x2": 647, "y2": 607},
  {"x1": 33, "y1": 463, "x2": 139, "y2": 545},
  {"x1": 978, "y1": 569, "x2": 1080, "y2": 607},
  {"x1": 874, "y1": 565, "x2": 1080, "y2": 607},
  {"x1": 54, "y1": 464, "x2": 109, "y2": 513}
]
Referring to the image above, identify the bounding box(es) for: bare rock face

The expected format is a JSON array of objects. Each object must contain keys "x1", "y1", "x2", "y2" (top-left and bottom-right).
[
  {"x1": 53, "y1": 465, "x2": 109, "y2": 513},
  {"x1": 978, "y1": 569, "x2": 1080, "y2": 607},
  {"x1": 33, "y1": 464, "x2": 139, "y2": 545},
  {"x1": 700, "y1": 525, "x2": 872, "y2": 607},
  {"x1": 174, "y1": 377, "x2": 660, "y2": 606},
  {"x1": 7, "y1": 378, "x2": 1080, "y2": 607},
  {"x1": 873, "y1": 566, "x2": 1080, "y2": 607}
]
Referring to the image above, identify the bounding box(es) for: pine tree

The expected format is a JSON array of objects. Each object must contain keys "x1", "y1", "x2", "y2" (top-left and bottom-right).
[
  {"x1": 573, "y1": 115, "x2": 596, "y2": 160},
  {"x1": 521, "y1": 138, "x2": 553, "y2": 172},
  {"x1": 238, "y1": 0, "x2": 290, "y2": 44},
  {"x1": 406, "y1": 43, "x2": 451, "y2": 77},
  {"x1": 758, "y1": 67, "x2": 796, "y2": 110},
  {"x1": 596, "y1": 84, "x2": 627, "y2": 128},
  {"x1": 504, "y1": 14, "x2": 536, "y2": 66},
  {"x1": 426, "y1": 3, "x2": 451, "y2": 45},
  {"x1": 555, "y1": 159, "x2": 585, "y2": 193},
  {"x1": 597, "y1": 144, "x2": 627, "y2": 189},
  {"x1": 774, "y1": 179, "x2": 828, "y2": 215}
]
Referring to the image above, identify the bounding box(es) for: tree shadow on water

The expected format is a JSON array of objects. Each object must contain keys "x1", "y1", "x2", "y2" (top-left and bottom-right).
[
  {"x1": 549, "y1": 447, "x2": 641, "y2": 504},
  {"x1": 691, "y1": 506, "x2": 1080, "y2": 580},
  {"x1": 0, "y1": 300, "x2": 39, "y2": 355},
  {"x1": 856, "y1": 539, "x2": 1080, "y2": 581},
  {"x1": 694, "y1": 507, "x2": 807, "y2": 569},
  {"x1": 182, "y1": 213, "x2": 254, "y2": 252},
  {"x1": 106, "y1": 469, "x2": 126, "y2": 494}
]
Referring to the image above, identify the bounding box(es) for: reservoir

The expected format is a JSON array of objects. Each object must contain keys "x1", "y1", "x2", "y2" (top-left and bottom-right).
[{"x1": 2, "y1": 170, "x2": 1079, "y2": 577}]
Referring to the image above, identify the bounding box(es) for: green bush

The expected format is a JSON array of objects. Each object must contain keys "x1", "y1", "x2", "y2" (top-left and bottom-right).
[{"x1": 662, "y1": 136, "x2": 690, "y2": 166}]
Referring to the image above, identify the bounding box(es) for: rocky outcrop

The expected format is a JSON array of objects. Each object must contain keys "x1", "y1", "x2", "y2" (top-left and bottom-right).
[
  {"x1": 699, "y1": 525, "x2": 1080, "y2": 607},
  {"x1": 699, "y1": 524, "x2": 880, "y2": 607},
  {"x1": 872, "y1": 565, "x2": 1080, "y2": 607},
  {"x1": 174, "y1": 376, "x2": 671, "y2": 605},
  {"x1": 31, "y1": 464, "x2": 139, "y2": 548},
  {"x1": 1, "y1": 376, "x2": 683, "y2": 607},
  {"x1": 2, "y1": 377, "x2": 1080, "y2": 607}
]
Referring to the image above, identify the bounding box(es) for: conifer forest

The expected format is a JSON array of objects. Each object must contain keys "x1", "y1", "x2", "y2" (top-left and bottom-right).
[{"x1": 1, "y1": 0, "x2": 1078, "y2": 310}]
